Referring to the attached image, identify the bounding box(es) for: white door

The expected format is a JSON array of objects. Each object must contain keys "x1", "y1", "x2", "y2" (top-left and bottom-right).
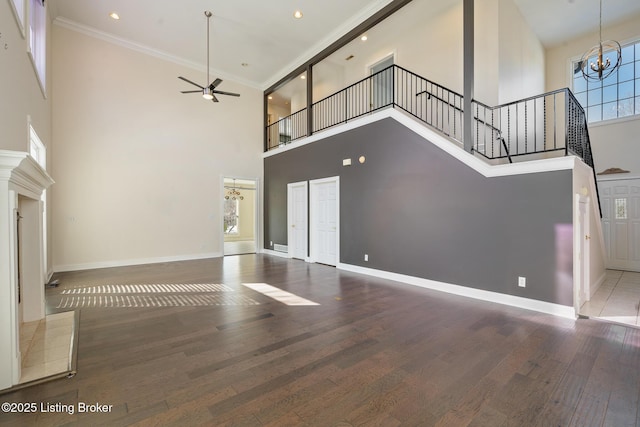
[
  {"x1": 599, "y1": 178, "x2": 640, "y2": 271},
  {"x1": 576, "y1": 196, "x2": 591, "y2": 309},
  {"x1": 310, "y1": 177, "x2": 339, "y2": 266},
  {"x1": 288, "y1": 181, "x2": 308, "y2": 260}
]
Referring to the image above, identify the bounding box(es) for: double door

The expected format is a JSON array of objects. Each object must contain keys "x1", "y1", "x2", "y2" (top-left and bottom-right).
[{"x1": 287, "y1": 177, "x2": 339, "y2": 266}]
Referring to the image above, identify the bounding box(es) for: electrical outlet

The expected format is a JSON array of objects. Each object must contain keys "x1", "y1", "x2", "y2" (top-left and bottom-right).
[
  {"x1": 364, "y1": 254, "x2": 369, "y2": 262},
  {"x1": 518, "y1": 276, "x2": 526, "y2": 288}
]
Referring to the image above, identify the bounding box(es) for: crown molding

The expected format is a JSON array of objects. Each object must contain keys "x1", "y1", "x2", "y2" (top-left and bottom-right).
[{"x1": 53, "y1": 17, "x2": 262, "y2": 90}]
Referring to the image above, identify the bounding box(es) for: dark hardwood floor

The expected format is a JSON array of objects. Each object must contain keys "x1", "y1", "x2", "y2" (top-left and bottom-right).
[{"x1": 1, "y1": 254, "x2": 639, "y2": 426}]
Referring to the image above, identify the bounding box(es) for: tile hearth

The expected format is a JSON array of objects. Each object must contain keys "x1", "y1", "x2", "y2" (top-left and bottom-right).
[{"x1": 19, "y1": 311, "x2": 77, "y2": 385}]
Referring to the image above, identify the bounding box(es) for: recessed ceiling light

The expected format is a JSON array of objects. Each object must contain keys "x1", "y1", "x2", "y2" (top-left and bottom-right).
[
  {"x1": 109, "y1": 12, "x2": 120, "y2": 20},
  {"x1": 300, "y1": 75, "x2": 306, "y2": 80},
  {"x1": 293, "y1": 10, "x2": 303, "y2": 19},
  {"x1": 361, "y1": 35, "x2": 368, "y2": 41},
  {"x1": 268, "y1": 96, "x2": 273, "y2": 100}
]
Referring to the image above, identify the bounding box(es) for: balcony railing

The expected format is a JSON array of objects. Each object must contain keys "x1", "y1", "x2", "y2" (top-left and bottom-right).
[
  {"x1": 265, "y1": 65, "x2": 599, "y2": 213},
  {"x1": 266, "y1": 108, "x2": 307, "y2": 151}
]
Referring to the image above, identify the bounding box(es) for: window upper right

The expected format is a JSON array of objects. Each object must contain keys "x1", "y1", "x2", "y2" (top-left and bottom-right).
[{"x1": 572, "y1": 41, "x2": 640, "y2": 124}]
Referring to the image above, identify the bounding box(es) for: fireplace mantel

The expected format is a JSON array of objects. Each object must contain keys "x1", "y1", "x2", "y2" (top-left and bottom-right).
[{"x1": 0, "y1": 150, "x2": 54, "y2": 390}]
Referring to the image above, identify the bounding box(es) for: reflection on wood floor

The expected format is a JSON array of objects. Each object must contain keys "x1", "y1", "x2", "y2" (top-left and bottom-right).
[
  {"x1": 2, "y1": 255, "x2": 640, "y2": 426},
  {"x1": 224, "y1": 240, "x2": 256, "y2": 256}
]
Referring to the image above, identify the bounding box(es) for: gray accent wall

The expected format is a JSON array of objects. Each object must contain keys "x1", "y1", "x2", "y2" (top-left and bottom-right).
[{"x1": 264, "y1": 118, "x2": 574, "y2": 306}]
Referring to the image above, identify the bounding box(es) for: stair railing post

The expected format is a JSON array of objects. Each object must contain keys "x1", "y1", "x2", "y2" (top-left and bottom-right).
[{"x1": 565, "y1": 89, "x2": 570, "y2": 157}]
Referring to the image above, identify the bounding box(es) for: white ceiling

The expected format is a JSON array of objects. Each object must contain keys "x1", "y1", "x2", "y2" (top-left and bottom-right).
[
  {"x1": 48, "y1": 0, "x2": 640, "y2": 90},
  {"x1": 513, "y1": 0, "x2": 640, "y2": 48}
]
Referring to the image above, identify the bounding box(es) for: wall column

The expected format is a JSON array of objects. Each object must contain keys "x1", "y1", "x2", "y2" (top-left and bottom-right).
[
  {"x1": 306, "y1": 64, "x2": 313, "y2": 137},
  {"x1": 463, "y1": 0, "x2": 474, "y2": 153}
]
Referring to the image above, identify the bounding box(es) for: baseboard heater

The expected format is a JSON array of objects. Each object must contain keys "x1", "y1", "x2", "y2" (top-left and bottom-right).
[{"x1": 274, "y1": 244, "x2": 288, "y2": 253}]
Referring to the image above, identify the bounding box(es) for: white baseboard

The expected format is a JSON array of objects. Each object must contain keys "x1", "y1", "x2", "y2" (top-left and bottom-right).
[
  {"x1": 337, "y1": 263, "x2": 576, "y2": 319},
  {"x1": 261, "y1": 249, "x2": 291, "y2": 258},
  {"x1": 53, "y1": 252, "x2": 223, "y2": 273}
]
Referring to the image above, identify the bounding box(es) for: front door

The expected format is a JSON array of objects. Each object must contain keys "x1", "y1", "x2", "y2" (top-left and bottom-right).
[{"x1": 599, "y1": 178, "x2": 640, "y2": 271}]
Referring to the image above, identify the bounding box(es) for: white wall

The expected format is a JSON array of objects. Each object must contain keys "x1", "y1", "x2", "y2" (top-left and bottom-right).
[
  {"x1": 322, "y1": 0, "x2": 464, "y2": 95},
  {"x1": 1, "y1": 0, "x2": 53, "y2": 271},
  {"x1": 51, "y1": 25, "x2": 263, "y2": 271},
  {"x1": 1, "y1": 1, "x2": 52, "y2": 152},
  {"x1": 546, "y1": 14, "x2": 640, "y2": 174},
  {"x1": 497, "y1": 0, "x2": 545, "y2": 104},
  {"x1": 312, "y1": 0, "x2": 543, "y2": 108}
]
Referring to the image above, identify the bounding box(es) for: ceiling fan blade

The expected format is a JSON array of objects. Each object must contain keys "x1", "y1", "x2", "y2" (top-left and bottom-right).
[
  {"x1": 181, "y1": 90, "x2": 202, "y2": 94},
  {"x1": 212, "y1": 90, "x2": 241, "y2": 97},
  {"x1": 211, "y1": 94, "x2": 219, "y2": 103},
  {"x1": 209, "y1": 78, "x2": 222, "y2": 89},
  {"x1": 178, "y1": 76, "x2": 205, "y2": 89}
]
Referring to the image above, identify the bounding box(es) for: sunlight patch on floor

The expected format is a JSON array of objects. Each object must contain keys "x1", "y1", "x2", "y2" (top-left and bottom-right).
[
  {"x1": 55, "y1": 283, "x2": 259, "y2": 308},
  {"x1": 242, "y1": 283, "x2": 320, "y2": 306}
]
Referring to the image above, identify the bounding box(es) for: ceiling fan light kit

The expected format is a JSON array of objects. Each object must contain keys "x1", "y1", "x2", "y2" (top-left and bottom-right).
[{"x1": 178, "y1": 11, "x2": 240, "y2": 103}]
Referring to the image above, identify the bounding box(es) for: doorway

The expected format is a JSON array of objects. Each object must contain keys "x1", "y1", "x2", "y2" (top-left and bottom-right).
[
  {"x1": 309, "y1": 177, "x2": 340, "y2": 266},
  {"x1": 369, "y1": 54, "x2": 394, "y2": 111},
  {"x1": 223, "y1": 177, "x2": 258, "y2": 256},
  {"x1": 287, "y1": 181, "x2": 308, "y2": 260}
]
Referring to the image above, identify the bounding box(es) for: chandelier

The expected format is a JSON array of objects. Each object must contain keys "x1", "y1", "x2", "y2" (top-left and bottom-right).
[
  {"x1": 224, "y1": 180, "x2": 244, "y2": 200},
  {"x1": 580, "y1": 0, "x2": 621, "y2": 81}
]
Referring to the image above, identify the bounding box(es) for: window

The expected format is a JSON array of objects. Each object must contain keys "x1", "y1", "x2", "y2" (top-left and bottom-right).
[
  {"x1": 572, "y1": 41, "x2": 640, "y2": 123},
  {"x1": 615, "y1": 198, "x2": 628, "y2": 220},
  {"x1": 28, "y1": 0, "x2": 46, "y2": 93},
  {"x1": 224, "y1": 199, "x2": 239, "y2": 234},
  {"x1": 29, "y1": 123, "x2": 48, "y2": 273},
  {"x1": 9, "y1": 0, "x2": 26, "y2": 36}
]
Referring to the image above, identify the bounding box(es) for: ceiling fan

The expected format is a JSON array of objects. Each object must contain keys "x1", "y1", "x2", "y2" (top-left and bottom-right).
[{"x1": 178, "y1": 11, "x2": 240, "y2": 103}]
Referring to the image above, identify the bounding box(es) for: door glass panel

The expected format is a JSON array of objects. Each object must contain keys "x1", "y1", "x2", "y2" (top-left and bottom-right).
[{"x1": 615, "y1": 198, "x2": 627, "y2": 219}]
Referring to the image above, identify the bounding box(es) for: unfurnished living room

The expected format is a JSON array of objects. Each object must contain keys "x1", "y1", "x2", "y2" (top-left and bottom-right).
[{"x1": 2, "y1": 0, "x2": 640, "y2": 425}]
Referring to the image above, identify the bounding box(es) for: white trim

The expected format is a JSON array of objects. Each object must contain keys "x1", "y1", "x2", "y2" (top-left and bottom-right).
[
  {"x1": 53, "y1": 252, "x2": 222, "y2": 273},
  {"x1": 597, "y1": 173, "x2": 640, "y2": 182},
  {"x1": 220, "y1": 175, "x2": 260, "y2": 256},
  {"x1": 9, "y1": 0, "x2": 26, "y2": 38},
  {"x1": 53, "y1": 17, "x2": 260, "y2": 90},
  {"x1": 27, "y1": 0, "x2": 47, "y2": 98},
  {"x1": 287, "y1": 181, "x2": 308, "y2": 260},
  {"x1": 264, "y1": 109, "x2": 577, "y2": 178},
  {"x1": 574, "y1": 194, "x2": 591, "y2": 312},
  {"x1": 367, "y1": 52, "x2": 396, "y2": 73},
  {"x1": 309, "y1": 176, "x2": 340, "y2": 266},
  {"x1": 590, "y1": 271, "x2": 607, "y2": 299},
  {"x1": 261, "y1": 249, "x2": 291, "y2": 259},
  {"x1": 337, "y1": 262, "x2": 576, "y2": 319}
]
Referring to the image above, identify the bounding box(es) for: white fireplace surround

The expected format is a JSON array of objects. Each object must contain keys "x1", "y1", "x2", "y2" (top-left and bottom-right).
[{"x1": 0, "y1": 150, "x2": 54, "y2": 390}]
